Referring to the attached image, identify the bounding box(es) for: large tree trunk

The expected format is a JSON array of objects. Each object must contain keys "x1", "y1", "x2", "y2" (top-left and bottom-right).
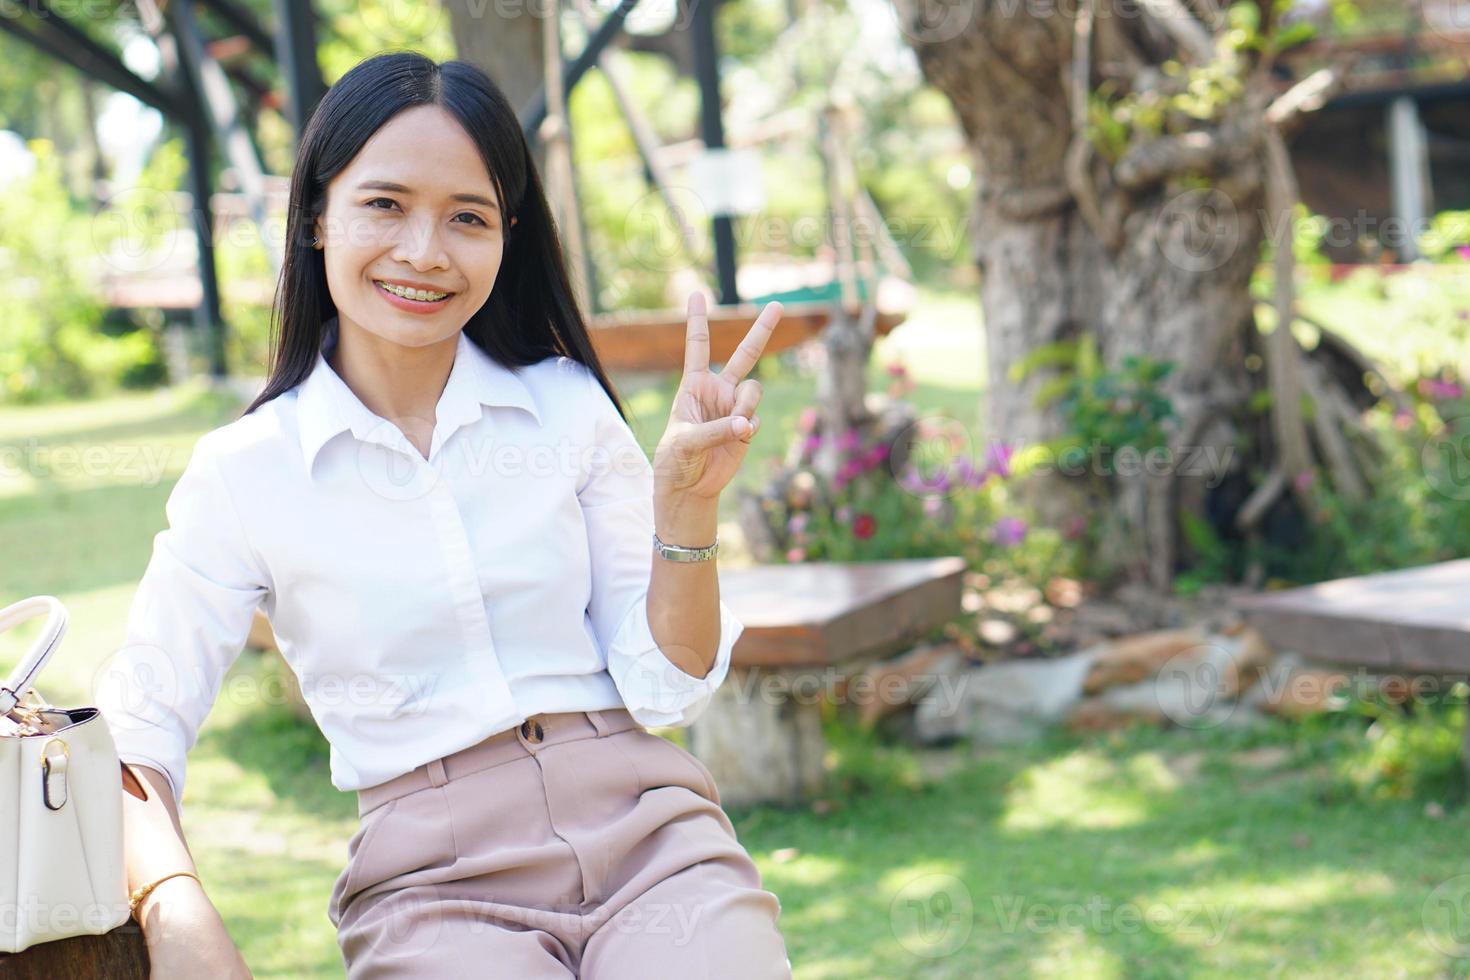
[
  {"x1": 447, "y1": 0, "x2": 547, "y2": 174},
  {"x1": 891, "y1": 3, "x2": 1348, "y2": 590}
]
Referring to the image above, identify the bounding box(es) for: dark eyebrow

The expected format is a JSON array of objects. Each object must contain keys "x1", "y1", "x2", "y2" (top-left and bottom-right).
[{"x1": 356, "y1": 180, "x2": 500, "y2": 213}]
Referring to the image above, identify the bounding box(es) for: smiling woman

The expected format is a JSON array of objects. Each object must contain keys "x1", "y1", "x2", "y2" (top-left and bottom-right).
[
  {"x1": 243, "y1": 54, "x2": 610, "y2": 450},
  {"x1": 95, "y1": 50, "x2": 792, "y2": 980}
]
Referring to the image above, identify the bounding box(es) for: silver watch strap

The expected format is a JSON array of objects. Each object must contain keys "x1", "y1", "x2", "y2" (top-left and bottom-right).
[{"x1": 652, "y1": 532, "x2": 719, "y2": 562}]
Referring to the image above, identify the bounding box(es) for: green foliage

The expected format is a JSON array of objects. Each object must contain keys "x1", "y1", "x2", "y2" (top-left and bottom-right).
[
  {"x1": 1305, "y1": 681, "x2": 1470, "y2": 805},
  {"x1": 1087, "y1": 4, "x2": 1314, "y2": 165},
  {"x1": 1015, "y1": 332, "x2": 1178, "y2": 479},
  {"x1": 1420, "y1": 210, "x2": 1470, "y2": 263},
  {"x1": 822, "y1": 707, "x2": 928, "y2": 799},
  {"x1": 1346, "y1": 703, "x2": 1468, "y2": 804},
  {"x1": 1260, "y1": 392, "x2": 1470, "y2": 584},
  {"x1": 0, "y1": 140, "x2": 165, "y2": 404},
  {"x1": 1173, "y1": 509, "x2": 1235, "y2": 597}
]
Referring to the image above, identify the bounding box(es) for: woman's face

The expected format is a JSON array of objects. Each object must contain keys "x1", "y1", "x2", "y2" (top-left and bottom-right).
[{"x1": 313, "y1": 104, "x2": 513, "y2": 350}]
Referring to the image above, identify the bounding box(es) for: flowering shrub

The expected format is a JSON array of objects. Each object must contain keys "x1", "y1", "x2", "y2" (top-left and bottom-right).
[
  {"x1": 746, "y1": 366, "x2": 1082, "y2": 583},
  {"x1": 1256, "y1": 366, "x2": 1470, "y2": 584}
]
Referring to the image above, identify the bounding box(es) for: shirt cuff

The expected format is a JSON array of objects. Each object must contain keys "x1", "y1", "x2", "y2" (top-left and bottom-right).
[{"x1": 606, "y1": 594, "x2": 744, "y2": 728}]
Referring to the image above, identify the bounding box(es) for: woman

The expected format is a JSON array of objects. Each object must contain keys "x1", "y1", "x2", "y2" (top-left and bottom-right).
[{"x1": 99, "y1": 52, "x2": 791, "y2": 978}]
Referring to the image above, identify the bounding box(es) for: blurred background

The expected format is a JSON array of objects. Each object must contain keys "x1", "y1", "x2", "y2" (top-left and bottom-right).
[{"x1": 5, "y1": 0, "x2": 1470, "y2": 975}]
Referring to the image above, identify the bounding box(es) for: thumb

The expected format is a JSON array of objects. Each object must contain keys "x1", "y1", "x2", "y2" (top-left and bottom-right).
[{"x1": 683, "y1": 415, "x2": 752, "y2": 453}]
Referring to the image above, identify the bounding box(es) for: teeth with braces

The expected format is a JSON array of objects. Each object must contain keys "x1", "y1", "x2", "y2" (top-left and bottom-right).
[{"x1": 377, "y1": 281, "x2": 451, "y2": 302}]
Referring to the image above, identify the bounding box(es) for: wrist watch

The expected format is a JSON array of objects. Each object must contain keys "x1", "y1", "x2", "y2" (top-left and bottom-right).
[{"x1": 653, "y1": 532, "x2": 719, "y2": 562}]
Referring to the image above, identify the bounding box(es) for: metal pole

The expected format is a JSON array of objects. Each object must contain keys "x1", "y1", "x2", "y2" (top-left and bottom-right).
[
  {"x1": 688, "y1": 0, "x2": 738, "y2": 305},
  {"x1": 1388, "y1": 95, "x2": 1430, "y2": 262},
  {"x1": 271, "y1": 0, "x2": 326, "y2": 142},
  {"x1": 184, "y1": 117, "x2": 227, "y2": 378}
]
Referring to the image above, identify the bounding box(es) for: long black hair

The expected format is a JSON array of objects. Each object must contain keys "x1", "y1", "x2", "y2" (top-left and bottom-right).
[{"x1": 242, "y1": 52, "x2": 627, "y2": 423}]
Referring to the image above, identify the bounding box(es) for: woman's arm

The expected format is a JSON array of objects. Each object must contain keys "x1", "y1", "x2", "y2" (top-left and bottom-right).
[
  {"x1": 121, "y1": 761, "x2": 251, "y2": 977},
  {"x1": 643, "y1": 293, "x2": 778, "y2": 681},
  {"x1": 648, "y1": 492, "x2": 723, "y2": 680}
]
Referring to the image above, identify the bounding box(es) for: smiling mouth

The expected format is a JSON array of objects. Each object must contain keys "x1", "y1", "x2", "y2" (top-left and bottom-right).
[{"x1": 374, "y1": 280, "x2": 455, "y2": 302}]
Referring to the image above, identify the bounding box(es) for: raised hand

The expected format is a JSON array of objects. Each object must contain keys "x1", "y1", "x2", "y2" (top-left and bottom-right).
[{"x1": 652, "y1": 292, "x2": 783, "y2": 500}]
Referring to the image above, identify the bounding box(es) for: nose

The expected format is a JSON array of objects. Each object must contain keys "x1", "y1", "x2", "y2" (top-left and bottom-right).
[{"x1": 391, "y1": 215, "x2": 449, "y2": 271}]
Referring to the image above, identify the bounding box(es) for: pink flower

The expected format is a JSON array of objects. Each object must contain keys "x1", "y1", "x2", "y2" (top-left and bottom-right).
[
  {"x1": 797, "y1": 407, "x2": 819, "y2": 434},
  {"x1": 786, "y1": 547, "x2": 806, "y2": 562},
  {"x1": 838, "y1": 428, "x2": 863, "y2": 453},
  {"x1": 956, "y1": 456, "x2": 990, "y2": 488},
  {"x1": 852, "y1": 513, "x2": 877, "y2": 539},
  {"x1": 1457, "y1": 245, "x2": 1470, "y2": 261},
  {"x1": 1418, "y1": 378, "x2": 1465, "y2": 401},
  {"x1": 835, "y1": 505, "x2": 853, "y2": 524},
  {"x1": 992, "y1": 516, "x2": 1027, "y2": 547},
  {"x1": 1293, "y1": 470, "x2": 1316, "y2": 493},
  {"x1": 984, "y1": 440, "x2": 1015, "y2": 480},
  {"x1": 885, "y1": 362, "x2": 909, "y2": 378}
]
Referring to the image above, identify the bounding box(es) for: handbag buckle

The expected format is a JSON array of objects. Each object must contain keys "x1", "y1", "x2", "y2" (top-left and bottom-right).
[{"x1": 40, "y1": 738, "x2": 69, "y2": 810}]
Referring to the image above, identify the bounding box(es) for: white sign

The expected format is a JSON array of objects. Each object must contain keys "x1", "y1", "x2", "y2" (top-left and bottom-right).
[{"x1": 687, "y1": 147, "x2": 767, "y2": 217}]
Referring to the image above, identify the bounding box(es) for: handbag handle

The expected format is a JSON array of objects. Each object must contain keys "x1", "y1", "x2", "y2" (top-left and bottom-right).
[{"x1": 0, "y1": 596, "x2": 68, "y2": 716}]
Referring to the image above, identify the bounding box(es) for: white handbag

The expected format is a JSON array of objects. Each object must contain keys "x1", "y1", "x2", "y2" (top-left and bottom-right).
[{"x1": 0, "y1": 595, "x2": 130, "y2": 952}]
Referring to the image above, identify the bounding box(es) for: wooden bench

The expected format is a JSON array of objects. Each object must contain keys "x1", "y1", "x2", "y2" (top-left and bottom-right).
[
  {"x1": 0, "y1": 924, "x2": 149, "y2": 977},
  {"x1": 1233, "y1": 559, "x2": 1470, "y2": 770},
  {"x1": 687, "y1": 556, "x2": 967, "y2": 807}
]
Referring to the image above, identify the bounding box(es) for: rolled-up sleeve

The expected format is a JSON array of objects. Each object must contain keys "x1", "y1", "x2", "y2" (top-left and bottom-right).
[
  {"x1": 92, "y1": 432, "x2": 269, "y2": 809},
  {"x1": 576, "y1": 367, "x2": 744, "y2": 728}
]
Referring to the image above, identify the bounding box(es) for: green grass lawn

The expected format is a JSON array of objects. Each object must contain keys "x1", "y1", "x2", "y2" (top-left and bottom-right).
[{"x1": 5, "y1": 292, "x2": 1469, "y2": 976}]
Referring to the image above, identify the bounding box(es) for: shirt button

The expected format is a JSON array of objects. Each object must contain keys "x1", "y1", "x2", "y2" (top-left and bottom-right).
[{"x1": 520, "y1": 719, "x2": 545, "y2": 743}]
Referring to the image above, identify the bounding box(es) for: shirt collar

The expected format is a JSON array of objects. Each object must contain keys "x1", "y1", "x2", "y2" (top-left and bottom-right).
[{"x1": 295, "y1": 315, "x2": 541, "y2": 473}]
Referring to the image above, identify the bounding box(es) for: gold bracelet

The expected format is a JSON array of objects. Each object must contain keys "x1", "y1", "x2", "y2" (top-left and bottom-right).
[{"x1": 129, "y1": 870, "x2": 202, "y2": 919}]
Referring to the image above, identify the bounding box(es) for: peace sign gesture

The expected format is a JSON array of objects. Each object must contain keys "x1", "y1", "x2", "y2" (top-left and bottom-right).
[{"x1": 652, "y1": 293, "x2": 783, "y2": 501}]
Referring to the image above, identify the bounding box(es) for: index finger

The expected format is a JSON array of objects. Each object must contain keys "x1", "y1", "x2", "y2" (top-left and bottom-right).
[
  {"x1": 684, "y1": 292, "x2": 710, "y2": 376},
  {"x1": 719, "y1": 302, "x2": 783, "y2": 384}
]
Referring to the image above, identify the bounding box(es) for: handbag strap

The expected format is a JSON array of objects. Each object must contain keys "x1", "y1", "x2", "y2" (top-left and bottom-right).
[{"x1": 0, "y1": 596, "x2": 67, "y2": 716}]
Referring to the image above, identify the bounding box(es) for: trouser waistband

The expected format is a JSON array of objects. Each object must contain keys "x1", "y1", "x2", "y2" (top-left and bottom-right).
[{"x1": 355, "y1": 708, "x2": 643, "y2": 818}]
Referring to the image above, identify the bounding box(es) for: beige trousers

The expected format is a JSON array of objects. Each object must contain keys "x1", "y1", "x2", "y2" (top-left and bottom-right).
[{"x1": 328, "y1": 708, "x2": 793, "y2": 978}]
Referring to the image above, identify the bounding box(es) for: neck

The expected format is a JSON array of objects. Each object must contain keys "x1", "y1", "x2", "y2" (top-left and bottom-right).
[{"x1": 328, "y1": 317, "x2": 458, "y2": 444}]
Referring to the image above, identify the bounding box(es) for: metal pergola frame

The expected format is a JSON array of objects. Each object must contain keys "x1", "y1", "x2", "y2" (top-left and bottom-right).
[{"x1": 2, "y1": 0, "x2": 739, "y2": 376}]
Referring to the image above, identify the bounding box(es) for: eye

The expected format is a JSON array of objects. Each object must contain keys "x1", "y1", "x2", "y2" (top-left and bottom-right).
[
  {"x1": 453, "y1": 212, "x2": 489, "y2": 227},
  {"x1": 365, "y1": 197, "x2": 399, "y2": 211}
]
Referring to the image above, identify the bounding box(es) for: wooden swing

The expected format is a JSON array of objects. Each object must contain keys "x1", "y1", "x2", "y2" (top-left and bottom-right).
[{"x1": 587, "y1": 301, "x2": 907, "y2": 371}]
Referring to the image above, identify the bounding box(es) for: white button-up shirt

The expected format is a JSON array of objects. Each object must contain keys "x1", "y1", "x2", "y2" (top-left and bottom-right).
[{"x1": 94, "y1": 316, "x2": 742, "y2": 808}]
